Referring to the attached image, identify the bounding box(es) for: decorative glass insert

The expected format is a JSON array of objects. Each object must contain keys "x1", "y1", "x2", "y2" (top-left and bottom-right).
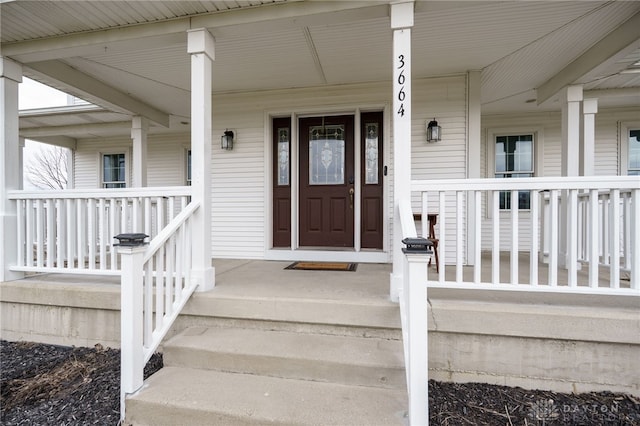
[
  {"x1": 277, "y1": 128, "x2": 290, "y2": 186},
  {"x1": 309, "y1": 124, "x2": 345, "y2": 185},
  {"x1": 495, "y1": 135, "x2": 534, "y2": 209},
  {"x1": 102, "y1": 153, "x2": 126, "y2": 188},
  {"x1": 365, "y1": 123, "x2": 379, "y2": 185},
  {"x1": 628, "y1": 129, "x2": 640, "y2": 176}
]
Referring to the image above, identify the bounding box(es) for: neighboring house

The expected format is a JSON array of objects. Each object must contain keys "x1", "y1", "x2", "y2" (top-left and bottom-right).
[{"x1": 1, "y1": 1, "x2": 639, "y2": 423}]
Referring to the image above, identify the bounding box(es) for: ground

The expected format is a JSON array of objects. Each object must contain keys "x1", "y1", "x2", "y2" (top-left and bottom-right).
[{"x1": 1, "y1": 340, "x2": 638, "y2": 425}]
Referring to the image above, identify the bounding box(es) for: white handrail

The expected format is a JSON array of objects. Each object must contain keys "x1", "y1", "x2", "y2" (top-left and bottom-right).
[{"x1": 120, "y1": 200, "x2": 200, "y2": 421}]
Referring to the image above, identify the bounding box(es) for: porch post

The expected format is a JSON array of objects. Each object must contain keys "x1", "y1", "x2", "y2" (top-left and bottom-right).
[
  {"x1": 560, "y1": 85, "x2": 582, "y2": 272},
  {"x1": 187, "y1": 28, "x2": 215, "y2": 292},
  {"x1": 131, "y1": 116, "x2": 149, "y2": 187},
  {"x1": 466, "y1": 70, "x2": 482, "y2": 266},
  {"x1": 0, "y1": 57, "x2": 23, "y2": 282},
  {"x1": 390, "y1": 1, "x2": 414, "y2": 302},
  {"x1": 580, "y1": 98, "x2": 598, "y2": 176}
]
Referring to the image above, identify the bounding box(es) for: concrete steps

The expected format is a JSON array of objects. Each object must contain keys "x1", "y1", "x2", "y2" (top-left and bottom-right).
[
  {"x1": 126, "y1": 367, "x2": 408, "y2": 426},
  {"x1": 125, "y1": 307, "x2": 408, "y2": 424},
  {"x1": 163, "y1": 326, "x2": 406, "y2": 389}
]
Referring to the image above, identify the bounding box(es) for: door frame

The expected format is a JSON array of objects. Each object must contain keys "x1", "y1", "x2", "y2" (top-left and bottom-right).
[{"x1": 264, "y1": 106, "x2": 390, "y2": 263}]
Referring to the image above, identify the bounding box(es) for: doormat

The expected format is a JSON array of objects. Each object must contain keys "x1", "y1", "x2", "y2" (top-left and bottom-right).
[{"x1": 285, "y1": 261, "x2": 357, "y2": 272}]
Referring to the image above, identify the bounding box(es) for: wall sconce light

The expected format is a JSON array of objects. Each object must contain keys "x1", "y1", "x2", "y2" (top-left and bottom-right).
[
  {"x1": 426, "y1": 119, "x2": 441, "y2": 142},
  {"x1": 221, "y1": 129, "x2": 234, "y2": 150}
]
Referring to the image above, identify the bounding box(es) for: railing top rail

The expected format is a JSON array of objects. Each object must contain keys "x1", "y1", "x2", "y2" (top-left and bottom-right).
[
  {"x1": 8, "y1": 186, "x2": 192, "y2": 200},
  {"x1": 412, "y1": 176, "x2": 640, "y2": 192},
  {"x1": 143, "y1": 200, "x2": 200, "y2": 263}
]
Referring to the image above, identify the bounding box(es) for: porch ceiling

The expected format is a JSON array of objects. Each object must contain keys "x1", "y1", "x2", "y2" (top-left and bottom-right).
[{"x1": 3, "y1": 1, "x2": 639, "y2": 137}]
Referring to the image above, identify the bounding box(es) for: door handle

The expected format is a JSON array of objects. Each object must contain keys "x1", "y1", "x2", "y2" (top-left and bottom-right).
[{"x1": 349, "y1": 188, "x2": 355, "y2": 209}]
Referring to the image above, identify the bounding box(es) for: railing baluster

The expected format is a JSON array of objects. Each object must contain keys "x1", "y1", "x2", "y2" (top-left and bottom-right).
[
  {"x1": 25, "y1": 200, "x2": 33, "y2": 267},
  {"x1": 492, "y1": 190, "x2": 500, "y2": 284},
  {"x1": 16, "y1": 200, "x2": 24, "y2": 267},
  {"x1": 155, "y1": 247, "x2": 165, "y2": 331},
  {"x1": 166, "y1": 234, "x2": 175, "y2": 316},
  {"x1": 602, "y1": 195, "x2": 610, "y2": 265},
  {"x1": 530, "y1": 190, "x2": 539, "y2": 286},
  {"x1": 175, "y1": 223, "x2": 184, "y2": 299},
  {"x1": 46, "y1": 199, "x2": 55, "y2": 268},
  {"x1": 144, "y1": 256, "x2": 153, "y2": 348},
  {"x1": 589, "y1": 189, "x2": 600, "y2": 288},
  {"x1": 56, "y1": 199, "x2": 64, "y2": 269},
  {"x1": 549, "y1": 190, "x2": 559, "y2": 286},
  {"x1": 36, "y1": 199, "x2": 44, "y2": 268},
  {"x1": 567, "y1": 189, "x2": 578, "y2": 287},
  {"x1": 144, "y1": 197, "x2": 152, "y2": 239},
  {"x1": 77, "y1": 199, "x2": 86, "y2": 270},
  {"x1": 88, "y1": 198, "x2": 96, "y2": 270},
  {"x1": 474, "y1": 191, "x2": 481, "y2": 283},
  {"x1": 510, "y1": 190, "x2": 518, "y2": 284},
  {"x1": 66, "y1": 199, "x2": 74, "y2": 268},
  {"x1": 99, "y1": 198, "x2": 107, "y2": 269},
  {"x1": 610, "y1": 189, "x2": 620, "y2": 288},
  {"x1": 110, "y1": 199, "x2": 117, "y2": 270},
  {"x1": 623, "y1": 192, "x2": 631, "y2": 271}
]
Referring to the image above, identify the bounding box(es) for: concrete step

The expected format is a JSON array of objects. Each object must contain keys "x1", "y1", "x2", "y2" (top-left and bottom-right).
[
  {"x1": 164, "y1": 326, "x2": 406, "y2": 389},
  {"x1": 125, "y1": 367, "x2": 408, "y2": 426}
]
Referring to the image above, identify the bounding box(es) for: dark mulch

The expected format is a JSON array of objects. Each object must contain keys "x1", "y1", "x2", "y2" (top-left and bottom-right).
[
  {"x1": 1, "y1": 340, "x2": 638, "y2": 425},
  {"x1": 1, "y1": 340, "x2": 162, "y2": 425}
]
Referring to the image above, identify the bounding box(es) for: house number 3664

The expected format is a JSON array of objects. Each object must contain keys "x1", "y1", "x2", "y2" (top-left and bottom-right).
[{"x1": 397, "y1": 54, "x2": 406, "y2": 117}]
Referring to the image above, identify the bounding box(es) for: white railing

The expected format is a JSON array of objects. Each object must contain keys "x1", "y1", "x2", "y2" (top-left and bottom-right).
[
  {"x1": 120, "y1": 200, "x2": 200, "y2": 420},
  {"x1": 398, "y1": 176, "x2": 639, "y2": 425},
  {"x1": 413, "y1": 176, "x2": 639, "y2": 292},
  {"x1": 8, "y1": 187, "x2": 191, "y2": 275}
]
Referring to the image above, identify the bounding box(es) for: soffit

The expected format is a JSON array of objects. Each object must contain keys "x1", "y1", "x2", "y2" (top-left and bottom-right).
[
  {"x1": 0, "y1": 0, "x2": 292, "y2": 43},
  {"x1": 5, "y1": 0, "x2": 639, "y2": 126}
]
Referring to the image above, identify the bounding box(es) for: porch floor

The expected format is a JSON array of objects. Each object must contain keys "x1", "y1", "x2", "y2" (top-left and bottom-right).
[{"x1": 17, "y1": 252, "x2": 630, "y2": 295}]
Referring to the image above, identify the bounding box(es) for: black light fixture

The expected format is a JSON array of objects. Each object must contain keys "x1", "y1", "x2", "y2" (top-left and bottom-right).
[
  {"x1": 426, "y1": 119, "x2": 441, "y2": 142},
  {"x1": 221, "y1": 129, "x2": 234, "y2": 150}
]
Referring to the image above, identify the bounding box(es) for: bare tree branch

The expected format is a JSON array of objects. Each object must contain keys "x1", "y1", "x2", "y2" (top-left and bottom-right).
[{"x1": 25, "y1": 145, "x2": 68, "y2": 190}]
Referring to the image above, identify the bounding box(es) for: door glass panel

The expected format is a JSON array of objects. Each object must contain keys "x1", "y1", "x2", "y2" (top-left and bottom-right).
[
  {"x1": 365, "y1": 123, "x2": 379, "y2": 184},
  {"x1": 277, "y1": 127, "x2": 290, "y2": 185},
  {"x1": 309, "y1": 124, "x2": 345, "y2": 185}
]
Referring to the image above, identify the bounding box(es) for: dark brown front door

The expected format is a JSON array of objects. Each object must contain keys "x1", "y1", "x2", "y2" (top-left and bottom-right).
[{"x1": 299, "y1": 115, "x2": 355, "y2": 247}]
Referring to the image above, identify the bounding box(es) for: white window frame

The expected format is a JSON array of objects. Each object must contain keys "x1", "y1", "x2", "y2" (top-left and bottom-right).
[
  {"x1": 99, "y1": 150, "x2": 129, "y2": 188},
  {"x1": 487, "y1": 127, "x2": 543, "y2": 213},
  {"x1": 620, "y1": 121, "x2": 640, "y2": 176}
]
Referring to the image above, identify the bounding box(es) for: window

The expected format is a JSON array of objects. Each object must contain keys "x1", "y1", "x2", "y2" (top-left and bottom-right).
[
  {"x1": 495, "y1": 134, "x2": 533, "y2": 209},
  {"x1": 628, "y1": 129, "x2": 640, "y2": 176},
  {"x1": 186, "y1": 149, "x2": 192, "y2": 185},
  {"x1": 102, "y1": 153, "x2": 126, "y2": 188}
]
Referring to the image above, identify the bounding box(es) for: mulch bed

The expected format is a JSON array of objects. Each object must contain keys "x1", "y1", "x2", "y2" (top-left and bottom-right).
[{"x1": 1, "y1": 339, "x2": 638, "y2": 425}]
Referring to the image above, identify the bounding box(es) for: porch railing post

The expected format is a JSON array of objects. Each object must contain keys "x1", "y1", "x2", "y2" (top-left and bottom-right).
[
  {"x1": 404, "y1": 248, "x2": 429, "y2": 426},
  {"x1": 0, "y1": 57, "x2": 24, "y2": 282},
  {"x1": 118, "y1": 238, "x2": 146, "y2": 420}
]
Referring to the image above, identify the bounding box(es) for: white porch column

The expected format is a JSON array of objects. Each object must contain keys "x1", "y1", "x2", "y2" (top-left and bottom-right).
[
  {"x1": 580, "y1": 98, "x2": 598, "y2": 176},
  {"x1": 466, "y1": 70, "x2": 482, "y2": 265},
  {"x1": 0, "y1": 57, "x2": 23, "y2": 282},
  {"x1": 187, "y1": 28, "x2": 215, "y2": 292},
  {"x1": 560, "y1": 85, "x2": 583, "y2": 272},
  {"x1": 131, "y1": 116, "x2": 149, "y2": 187},
  {"x1": 390, "y1": 1, "x2": 414, "y2": 302}
]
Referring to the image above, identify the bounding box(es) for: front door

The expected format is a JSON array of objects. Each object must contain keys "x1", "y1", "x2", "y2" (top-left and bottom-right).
[{"x1": 299, "y1": 115, "x2": 355, "y2": 247}]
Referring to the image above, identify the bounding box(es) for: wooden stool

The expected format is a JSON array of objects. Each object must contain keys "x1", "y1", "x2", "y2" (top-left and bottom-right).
[{"x1": 427, "y1": 214, "x2": 439, "y2": 272}]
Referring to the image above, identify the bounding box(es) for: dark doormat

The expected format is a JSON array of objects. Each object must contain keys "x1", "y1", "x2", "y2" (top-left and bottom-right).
[{"x1": 285, "y1": 261, "x2": 357, "y2": 272}]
